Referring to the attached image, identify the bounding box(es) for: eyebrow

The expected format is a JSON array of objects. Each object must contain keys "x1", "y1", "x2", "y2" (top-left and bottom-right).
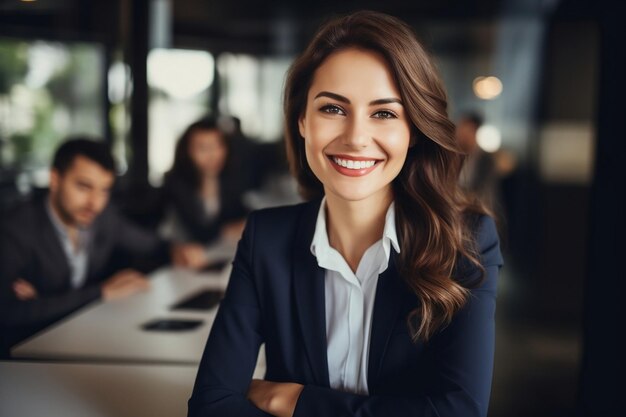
[{"x1": 314, "y1": 91, "x2": 403, "y2": 106}]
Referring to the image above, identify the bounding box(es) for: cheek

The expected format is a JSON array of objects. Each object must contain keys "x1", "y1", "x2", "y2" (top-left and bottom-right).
[
  {"x1": 76, "y1": 189, "x2": 91, "y2": 205},
  {"x1": 306, "y1": 114, "x2": 341, "y2": 148},
  {"x1": 303, "y1": 141, "x2": 320, "y2": 170},
  {"x1": 64, "y1": 188, "x2": 85, "y2": 208},
  {"x1": 390, "y1": 153, "x2": 409, "y2": 176},
  {"x1": 389, "y1": 149, "x2": 409, "y2": 177},
  {"x1": 390, "y1": 139, "x2": 410, "y2": 161},
  {"x1": 303, "y1": 140, "x2": 328, "y2": 185},
  {"x1": 380, "y1": 126, "x2": 411, "y2": 159},
  {"x1": 95, "y1": 193, "x2": 110, "y2": 209},
  {"x1": 212, "y1": 148, "x2": 227, "y2": 164},
  {"x1": 191, "y1": 151, "x2": 208, "y2": 166}
]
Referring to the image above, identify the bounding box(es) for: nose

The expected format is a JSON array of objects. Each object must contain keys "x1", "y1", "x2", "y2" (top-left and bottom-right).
[{"x1": 342, "y1": 115, "x2": 370, "y2": 149}]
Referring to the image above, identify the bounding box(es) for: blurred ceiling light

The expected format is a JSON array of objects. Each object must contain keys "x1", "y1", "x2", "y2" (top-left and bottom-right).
[
  {"x1": 476, "y1": 125, "x2": 502, "y2": 152},
  {"x1": 20, "y1": 0, "x2": 37, "y2": 2},
  {"x1": 148, "y1": 48, "x2": 214, "y2": 99},
  {"x1": 473, "y1": 76, "x2": 503, "y2": 100}
]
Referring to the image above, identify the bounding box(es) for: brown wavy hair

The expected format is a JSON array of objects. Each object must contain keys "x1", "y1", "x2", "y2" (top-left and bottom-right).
[{"x1": 284, "y1": 10, "x2": 489, "y2": 341}]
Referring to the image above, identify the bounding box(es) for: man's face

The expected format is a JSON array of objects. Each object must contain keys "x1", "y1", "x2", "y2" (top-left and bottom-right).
[{"x1": 49, "y1": 155, "x2": 115, "y2": 228}]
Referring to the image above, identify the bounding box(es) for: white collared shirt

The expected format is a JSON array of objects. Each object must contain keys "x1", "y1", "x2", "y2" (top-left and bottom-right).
[
  {"x1": 46, "y1": 198, "x2": 91, "y2": 289},
  {"x1": 310, "y1": 197, "x2": 400, "y2": 395}
]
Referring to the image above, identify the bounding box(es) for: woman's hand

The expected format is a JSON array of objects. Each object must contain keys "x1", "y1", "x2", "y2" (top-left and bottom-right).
[
  {"x1": 171, "y1": 243, "x2": 209, "y2": 269},
  {"x1": 247, "y1": 379, "x2": 304, "y2": 417},
  {"x1": 220, "y1": 219, "x2": 246, "y2": 243}
]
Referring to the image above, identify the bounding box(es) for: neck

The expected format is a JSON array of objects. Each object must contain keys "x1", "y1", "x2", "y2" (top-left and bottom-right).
[
  {"x1": 203, "y1": 171, "x2": 219, "y2": 180},
  {"x1": 325, "y1": 190, "x2": 392, "y2": 273},
  {"x1": 200, "y1": 175, "x2": 219, "y2": 197}
]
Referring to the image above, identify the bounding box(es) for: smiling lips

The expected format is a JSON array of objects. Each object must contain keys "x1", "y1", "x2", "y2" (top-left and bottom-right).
[{"x1": 328, "y1": 155, "x2": 382, "y2": 177}]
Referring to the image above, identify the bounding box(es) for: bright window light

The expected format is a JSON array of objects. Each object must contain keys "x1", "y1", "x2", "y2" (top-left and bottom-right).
[
  {"x1": 148, "y1": 48, "x2": 214, "y2": 99},
  {"x1": 108, "y1": 61, "x2": 131, "y2": 104}
]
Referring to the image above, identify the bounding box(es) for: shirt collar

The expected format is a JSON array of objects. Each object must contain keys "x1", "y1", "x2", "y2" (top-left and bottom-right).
[
  {"x1": 310, "y1": 196, "x2": 401, "y2": 262},
  {"x1": 382, "y1": 200, "x2": 401, "y2": 255}
]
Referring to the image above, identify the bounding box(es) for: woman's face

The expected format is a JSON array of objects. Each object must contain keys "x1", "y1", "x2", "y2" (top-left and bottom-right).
[
  {"x1": 188, "y1": 129, "x2": 227, "y2": 176},
  {"x1": 298, "y1": 48, "x2": 411, "y2": 205}
]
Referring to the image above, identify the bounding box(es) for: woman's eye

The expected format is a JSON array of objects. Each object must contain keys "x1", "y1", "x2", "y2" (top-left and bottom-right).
[
  {"x1": 373, "y1": 110, "x2": 397, "y2": 119},
  {"x1": 320, "y1": 104, "x2": 345, "y2": 115}
]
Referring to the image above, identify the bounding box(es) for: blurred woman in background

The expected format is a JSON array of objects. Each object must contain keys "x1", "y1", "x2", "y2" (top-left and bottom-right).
[{"x1": 161, "y1": 117, "x2": 248, "y2": 251}]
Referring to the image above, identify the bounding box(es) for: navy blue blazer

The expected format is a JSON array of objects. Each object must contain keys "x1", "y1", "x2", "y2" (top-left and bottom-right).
[{"x1": 188, "y1": 199, "x2": 503, "y2": 417}]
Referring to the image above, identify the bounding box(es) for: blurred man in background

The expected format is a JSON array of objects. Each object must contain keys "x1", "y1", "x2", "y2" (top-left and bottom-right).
[{"x1": 0, "y1": 138, "x2": 206, "y2": 356}]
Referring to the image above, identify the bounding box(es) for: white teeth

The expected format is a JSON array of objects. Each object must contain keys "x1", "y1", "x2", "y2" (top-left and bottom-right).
[{"x1": 332, "y1": 157, "x2": 376, "y2": 170}]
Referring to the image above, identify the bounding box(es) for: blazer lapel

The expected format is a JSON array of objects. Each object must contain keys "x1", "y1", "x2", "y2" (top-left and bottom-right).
[
  {"x1": 367, "y1": 251, "x2": 405, "y2": 391},
  {"x1": 37, "y1": 199, "x2": 72, "y2": 287},
  {"x1": 292, "y1": 199, "x2": 330, "y2": 387}
]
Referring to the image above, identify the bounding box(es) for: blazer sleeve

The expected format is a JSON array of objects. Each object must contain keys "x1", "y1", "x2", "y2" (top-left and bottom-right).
[
  {"x1": 293, "y1": 215, "x2": 503, "y2": 417},
  {"x1": 0, "y1": 225, "x2": 101, "y2": 327},
  {"x1": 188, "y1": 211, "x2": 270, "y2": 417},
  {"x1": 107, "y1": 207, "x2": 171, "y2": 264}
]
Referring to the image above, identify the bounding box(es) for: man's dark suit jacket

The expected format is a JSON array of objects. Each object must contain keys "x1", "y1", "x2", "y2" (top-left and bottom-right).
[
  {"x1": 188, "y1": 199, "x2": 504, "y2": 417},
  {"x1": 0, "y1": 195, "x2": 170, "y2": 351}
]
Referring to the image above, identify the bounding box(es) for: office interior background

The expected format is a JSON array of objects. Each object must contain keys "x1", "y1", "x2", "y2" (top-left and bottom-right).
[{"x1": 0, "y1": 0, "x2": 623, "y2": 416}]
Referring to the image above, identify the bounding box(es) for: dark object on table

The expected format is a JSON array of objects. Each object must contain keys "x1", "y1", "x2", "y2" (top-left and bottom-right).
[
  {"x1": 202, "y1": 260, "x2": 229, "y2": 272},
  {"x1": 141, "y1": 318, "x2": 203, "y2": 332},
  {"x1": 170, "y1": 289, "x2": 224, "y2": 311}
]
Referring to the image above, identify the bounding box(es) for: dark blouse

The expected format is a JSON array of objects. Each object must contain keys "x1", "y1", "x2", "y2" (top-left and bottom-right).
[{"x1": 161, "y1": 173, "x2": 248, "y2": 244}]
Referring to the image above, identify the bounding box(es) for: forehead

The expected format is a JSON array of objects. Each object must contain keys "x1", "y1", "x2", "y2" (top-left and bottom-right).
[
  {"x1": 63, "y1": 155, "x2": 114, "y2": 185},
  {"x1": 309, "y1": 48, "x2": 400, "y2": 99},
  {"x1": 190, "y1": 129, "x2": 224, "y2": 146}
]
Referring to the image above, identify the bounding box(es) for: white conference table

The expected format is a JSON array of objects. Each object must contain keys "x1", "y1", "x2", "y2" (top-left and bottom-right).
[
  {"x1": 0, "y1": 360, "x2": 196, "y2": 417},
  {"x1": 11, "y1": 265, "x2": 265, "y2": 371}
]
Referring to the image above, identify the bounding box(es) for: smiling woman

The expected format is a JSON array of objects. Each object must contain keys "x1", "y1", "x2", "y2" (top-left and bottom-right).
[
  {"x1": 188, "y1": 10, "x2": 504, "y2": 417},
  {"x1": 298, "y1": 48, "x2": 411, "y2": 207}
]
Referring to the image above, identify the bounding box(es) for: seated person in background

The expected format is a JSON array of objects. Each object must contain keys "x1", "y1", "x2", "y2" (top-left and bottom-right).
[
  {"x1": 456, "y1": 112, "x2": 497, "y2": 204},
  {"x1": 0, "y1": 138, "x2": 206, "y2": 354},
  {"x1": 161, "y1": 117, "x2": 249, "y2": 249},
  {"x1": 456, "y1": 112, "x2": 515, "y2": 227}
]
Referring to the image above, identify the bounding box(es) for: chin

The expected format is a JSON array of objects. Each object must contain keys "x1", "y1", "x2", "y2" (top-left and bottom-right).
[
  {"x1": 327, "y1": 185, "x2": 388, "y2": 203},
  {"x1": 74, "y1": 216, "x2": 96, "y2": 228}
]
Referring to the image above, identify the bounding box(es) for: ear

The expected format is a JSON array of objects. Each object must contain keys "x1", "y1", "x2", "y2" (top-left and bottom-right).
[
  {"x1": 298, "y1": 116, "x2": 306, "y2": 139},
  {"x1": 49, "y1": 169, "x2": 60, "y2": 193}
]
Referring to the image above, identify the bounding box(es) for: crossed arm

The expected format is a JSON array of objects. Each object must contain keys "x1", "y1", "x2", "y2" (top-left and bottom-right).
[
  {"x1": 188, "y1": 213, "x2": 502, "y2": 417},
  {"x1": 0, "y1": 210, "x2": 206, "y2": 328},
  {"x1": 0, "y1": 225, "x2": 151, "y2": 327}
]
